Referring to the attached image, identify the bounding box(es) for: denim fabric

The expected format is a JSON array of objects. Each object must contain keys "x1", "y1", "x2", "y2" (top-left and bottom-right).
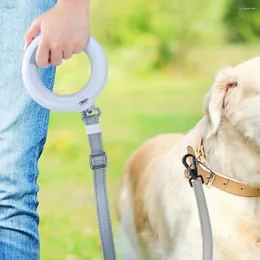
[{"x1": 0, "y1": 1, "x2": 57, "y2": 259}]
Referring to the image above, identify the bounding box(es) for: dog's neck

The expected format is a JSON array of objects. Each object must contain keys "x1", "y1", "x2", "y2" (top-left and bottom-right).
[{"x1": 200, "y1": 117, "x2": 260, "y2": 188}]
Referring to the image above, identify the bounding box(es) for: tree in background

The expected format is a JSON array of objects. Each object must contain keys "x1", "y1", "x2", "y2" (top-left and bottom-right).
[
  {"x1": 91, "y1": 0, "x2": 260, "y2": 69},
  {"x1": 224, "y1": 0, "x2": 260, "y2": 43}
]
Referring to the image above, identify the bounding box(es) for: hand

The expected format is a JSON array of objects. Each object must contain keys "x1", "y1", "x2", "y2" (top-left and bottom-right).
[{"x1": 24, "y1": 0, "x2": 90, "y2": 68}]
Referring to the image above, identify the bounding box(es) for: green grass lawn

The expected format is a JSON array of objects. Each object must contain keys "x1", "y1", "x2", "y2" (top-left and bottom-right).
[{"x1": 38, "y1": 44, "x2": 260, "y2": 260}]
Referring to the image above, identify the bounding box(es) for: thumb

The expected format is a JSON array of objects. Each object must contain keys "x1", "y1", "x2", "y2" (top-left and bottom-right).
[{"x1": 24, "y1": 17, "x2": 41, "y2": 50}]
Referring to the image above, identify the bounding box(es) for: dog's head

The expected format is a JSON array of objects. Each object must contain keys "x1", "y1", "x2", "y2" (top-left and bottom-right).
[{"x1": 204, "y1": 56, "x2": 260, "y2": 148}]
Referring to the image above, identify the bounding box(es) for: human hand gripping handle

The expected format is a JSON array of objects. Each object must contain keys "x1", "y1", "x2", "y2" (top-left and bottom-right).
[
  {"x1": 22, "y1": 0, "x2": 108, "y2": 112},
  {"x1": 22, "y1": 34, "x2": 108, "y2": 112},
  {"x1": 24, "y1": 0, "x2": 90, "y2": 68}
]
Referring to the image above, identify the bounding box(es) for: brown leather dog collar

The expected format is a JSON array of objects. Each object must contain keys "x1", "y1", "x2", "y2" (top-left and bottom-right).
[{"x1": 184, "y1": 138, "x2": 260, "y2": 197}]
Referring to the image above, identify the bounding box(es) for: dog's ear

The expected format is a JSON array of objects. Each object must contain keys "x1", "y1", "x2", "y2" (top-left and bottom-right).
[{"x1": 204, "y1": 66, "x2": 238, "y2": 138}]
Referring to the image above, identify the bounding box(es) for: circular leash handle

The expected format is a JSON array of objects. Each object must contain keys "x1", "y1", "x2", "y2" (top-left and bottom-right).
[{"x1": 22, "y1": 34, "x2": 108, "y2": 112}]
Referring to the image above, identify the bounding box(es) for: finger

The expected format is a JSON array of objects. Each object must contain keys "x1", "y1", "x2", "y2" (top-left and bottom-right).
[
  {"x1": 72, "y1": 49, "x2": 82, "y2": 54},
  {"x1": 62, "y1": 47, "x2": 73, "y2": 60},
  {"x1": 50, "y1": 48, "x2": 63, "y2": 66},
  {"x1": 36, "y1": 39, "x2": 50, "y2": 68},
  {"x1": 73, "y1": 40, "x2": 87, "y2": 54},
  {"x1": 24, "y1": 18, "x2": 41, "y2": 50}
]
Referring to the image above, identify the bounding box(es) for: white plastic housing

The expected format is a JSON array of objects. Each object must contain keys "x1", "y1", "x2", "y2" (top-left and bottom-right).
[{"x1": 22, "y1": 35, "x2": 108, "y2": 112}]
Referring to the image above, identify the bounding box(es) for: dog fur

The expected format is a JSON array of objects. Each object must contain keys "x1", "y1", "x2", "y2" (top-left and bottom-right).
[{"x1": 116, "y1": 57, "x2": 260, "y2": 260}]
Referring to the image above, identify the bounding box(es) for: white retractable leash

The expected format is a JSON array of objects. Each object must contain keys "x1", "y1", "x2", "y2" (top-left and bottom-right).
[{"x1": 22, "y1": 34, "x2": 116, "y2": 260}]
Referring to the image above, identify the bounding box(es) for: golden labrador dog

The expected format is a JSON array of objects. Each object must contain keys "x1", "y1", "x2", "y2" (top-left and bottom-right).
[{"x1": 116, "y1": 57, "x2": 260, "y2": 260}]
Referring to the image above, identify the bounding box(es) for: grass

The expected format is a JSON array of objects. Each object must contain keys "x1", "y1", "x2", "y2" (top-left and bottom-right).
[{"x1": 38, "y1": 44, "x2": 260, "y2": 260}]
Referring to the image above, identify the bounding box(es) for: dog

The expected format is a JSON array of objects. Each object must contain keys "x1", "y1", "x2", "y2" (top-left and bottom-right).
[{"x1": 116, "y1": 57, "x2": 260, "y2": 260}]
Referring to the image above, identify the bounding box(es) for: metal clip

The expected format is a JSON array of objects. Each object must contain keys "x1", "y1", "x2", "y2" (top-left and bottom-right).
[
  {"x1": 86, "y1": 106, "x2": 101, "y2": 117},
  {"x1": 205, "y1": 172, "x2": 215, "y2": 188},
  {"x1": 81, "y1": 106, "x2": 102, "y2": 125},
  {"x1": 182, "y1": 153, "x2": 204, "y2": 187}
]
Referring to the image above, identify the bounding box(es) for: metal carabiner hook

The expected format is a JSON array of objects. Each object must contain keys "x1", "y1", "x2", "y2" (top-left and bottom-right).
[
  {"x1": 182, "y1": 154, "x2": 198, "y2": 177},
  {"x1": 182, "y1": 153, "x2": 204, "y2": 187}
]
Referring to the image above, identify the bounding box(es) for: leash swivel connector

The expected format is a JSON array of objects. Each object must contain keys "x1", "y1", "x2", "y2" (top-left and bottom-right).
[
  {"x1": 182, "y1": 154, "x2": 204, "y2": 187},
  {"x1": 81, "y1": 106, "x2": 101, "y2": 122}
]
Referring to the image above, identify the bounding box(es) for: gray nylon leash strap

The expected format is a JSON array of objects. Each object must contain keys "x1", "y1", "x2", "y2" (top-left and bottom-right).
[
  {"x1": 191, "y1": 180, "x2": 213, "y2": 260},
  {"x1": 183, "y1": 153, "x2": 213, "y2": 260},
  {"x1": 81, "y1": 108, "x2": 117, "y2": 260},
  {"x1": 81, "y1": 107, "x2": 212, "y2": 260}
]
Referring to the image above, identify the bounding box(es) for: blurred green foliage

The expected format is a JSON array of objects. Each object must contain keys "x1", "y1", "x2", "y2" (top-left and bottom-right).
[
  {"x1": 224, "y1": 0, "x2": 260, "y2": 43},
  {"x1": 91, "y1": 0, "x2": 259, "y2": 69}
]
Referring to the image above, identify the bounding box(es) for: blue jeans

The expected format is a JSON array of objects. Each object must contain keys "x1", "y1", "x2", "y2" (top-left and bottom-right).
[{"x1": 0, "y1": 1, "x2": 56, "y2": 259}]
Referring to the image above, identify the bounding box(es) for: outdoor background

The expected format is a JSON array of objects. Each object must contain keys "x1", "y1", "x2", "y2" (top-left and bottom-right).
[{"x1": 38, "y1": 0, "x2": 260, "y2": 259}]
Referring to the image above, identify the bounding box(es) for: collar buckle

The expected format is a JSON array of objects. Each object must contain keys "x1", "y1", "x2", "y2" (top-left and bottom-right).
[{"x1": 205, "y1": 172, "x2": 216, "y2": 188}]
